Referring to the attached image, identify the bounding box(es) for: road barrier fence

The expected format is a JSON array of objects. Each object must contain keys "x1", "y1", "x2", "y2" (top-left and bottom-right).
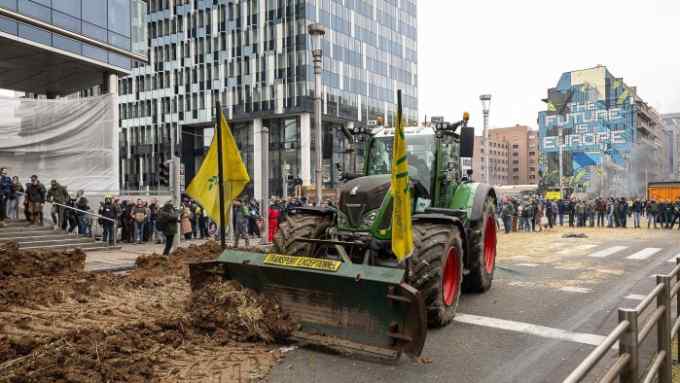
[{"x1": 563, "y1": 258, "x2": 680, "y2": 383}]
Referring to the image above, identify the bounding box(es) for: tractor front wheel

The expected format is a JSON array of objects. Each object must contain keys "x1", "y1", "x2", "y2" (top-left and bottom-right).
[
  {"x1": 407, "y1": 222, "x2": 464, "y2": 328},
  {"x1": 463, "y1": 196, "x2": 497, "y2": 293},
  {"x1": 273, "y1": 214, "x2": 333, "y2": 255}
]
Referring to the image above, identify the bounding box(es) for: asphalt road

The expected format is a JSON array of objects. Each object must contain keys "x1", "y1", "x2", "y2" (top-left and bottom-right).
[{"x1": 269, "y1": 228, "x2": 680, "y2": 383}]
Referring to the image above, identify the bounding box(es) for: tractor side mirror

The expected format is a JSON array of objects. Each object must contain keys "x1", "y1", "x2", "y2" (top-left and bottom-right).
[{"x1": 460, "y1": 127, "x2": 475, "y2": 158}]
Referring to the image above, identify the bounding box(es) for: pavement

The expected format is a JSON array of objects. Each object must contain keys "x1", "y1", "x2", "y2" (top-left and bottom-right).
[
  {"x1": 81, "y1": 225, "x2": 680, "y2": 382},
  {"x1": 84, "y1": 238, "x2": 211, "y2": 272},
  {"x1": 267, "y1": 226, "x2": 680, "y2": 383}
]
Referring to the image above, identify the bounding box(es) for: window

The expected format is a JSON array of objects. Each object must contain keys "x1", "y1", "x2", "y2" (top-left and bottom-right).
[{"x1": 83, "y1": 0, "x2": 107, "y2": 27}]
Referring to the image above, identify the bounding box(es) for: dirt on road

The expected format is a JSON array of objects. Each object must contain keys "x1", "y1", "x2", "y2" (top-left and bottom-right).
[{"x1": 0, "y1": 241, "x2": 292, "y2": 383}]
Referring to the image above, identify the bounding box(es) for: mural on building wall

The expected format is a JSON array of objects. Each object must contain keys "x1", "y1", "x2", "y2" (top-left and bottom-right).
[{"x1": 538, "y1": 67, "x2": 635, "y2": 192}]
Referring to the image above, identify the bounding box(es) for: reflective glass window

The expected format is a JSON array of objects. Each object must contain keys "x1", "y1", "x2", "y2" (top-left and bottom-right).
[
  {"x1": 108, "y1": 0, "x2": 130, "y2": 36},
  {"x1": 52, "y1": 10, "x2": 81, "y2": 33},
  {"x1": 53, "y1": 33, "x2": 81, "y2": 54},
  {"x1": 18, "y1": 22, "x2": 51, "y2": 45},
  {"x1": 83, "y1": 42, "x2": 107, "y2": 61},
  {"x1": 0, "y1": 14, "x2": 18, "y2": 34},
  {"x1": 0, "y1": 0, "x2": 17, "y2": 11},
  {"x1": 83, "y1": 21, "x2": 107, "y2": 42},
  {"x1": 109, "y1": 51, "x2": 131, "y2": 69},
  {"x1": 108, "y1": 30, "x2": 130, "y2": 50},
  {"x1": 52, "y1": 0, "x2": 81, "y2": 18},
  {"x1": 18, "y1": 0, "x2": 51, "y2": 23},
  {"x1": 82, "y1": 0, "x2": 106, "y2": 27}
]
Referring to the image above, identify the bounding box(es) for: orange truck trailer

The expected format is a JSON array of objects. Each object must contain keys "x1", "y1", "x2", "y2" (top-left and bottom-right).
[{"x1": 648, "y1": 182, "x2": 680, "y2": 202}]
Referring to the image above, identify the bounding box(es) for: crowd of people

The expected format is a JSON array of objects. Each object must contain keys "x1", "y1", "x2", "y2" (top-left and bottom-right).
[{"x1": 498, "y1": 195, "x2": 680, "y2": 234}]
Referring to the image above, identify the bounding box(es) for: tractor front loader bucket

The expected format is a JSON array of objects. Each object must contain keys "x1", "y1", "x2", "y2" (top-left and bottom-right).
[{"x1": 189, "y1": 250, "x2": 427, "y2": 359}]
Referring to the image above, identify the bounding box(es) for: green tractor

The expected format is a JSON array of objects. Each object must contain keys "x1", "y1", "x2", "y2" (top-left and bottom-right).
[{"x1": 190, "y1": 114, "x2": 497, "y2": 359}]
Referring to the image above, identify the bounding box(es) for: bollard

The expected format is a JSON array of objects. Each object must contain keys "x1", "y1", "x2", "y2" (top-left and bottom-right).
[
  {"x1": 618, "y1": 308, "x2": 639, "y2": 383},
  {"x1": 657, "y1": 275, "x2": 673, "y2": 383}
]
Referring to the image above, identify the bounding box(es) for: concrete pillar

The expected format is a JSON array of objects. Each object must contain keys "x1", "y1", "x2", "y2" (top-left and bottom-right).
[
  {"x1": 108, "y1": 73, "x2": 120, "y2": 193},
  {"x1": 252, "y1": 118, "x2": 263, "y2": 200},
  {"x1": 300, "y1": 113, "x2": 312, "y2": 185}
]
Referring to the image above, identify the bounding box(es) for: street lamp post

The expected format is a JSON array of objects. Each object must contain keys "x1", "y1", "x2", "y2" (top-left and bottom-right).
[
  {"x1": 308, "y1": 23, "x2": 326, "y2": 206},
  {"x1": 480, "y1": 94, "x2": 492, "y2": 185}
]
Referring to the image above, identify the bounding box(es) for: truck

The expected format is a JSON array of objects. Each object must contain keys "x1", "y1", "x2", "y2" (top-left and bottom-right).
[{"x1": 648, "y1": 182, "x2": 680, "y2": 202}]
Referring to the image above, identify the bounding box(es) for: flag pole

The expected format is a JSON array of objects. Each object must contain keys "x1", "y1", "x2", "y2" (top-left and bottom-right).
[{"x1": 215, "y1": 101, "x2": 227, "y2": 249}]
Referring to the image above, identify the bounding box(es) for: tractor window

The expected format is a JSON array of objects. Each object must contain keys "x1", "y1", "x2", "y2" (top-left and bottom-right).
[{"x1": 367, "y1": 134, "x2": 435, "y2": 192}]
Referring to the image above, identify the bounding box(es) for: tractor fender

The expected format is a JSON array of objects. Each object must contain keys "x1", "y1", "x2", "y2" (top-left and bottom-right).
[{"x1": 451, "y1": 183, "x2": 497, "y2": 222}]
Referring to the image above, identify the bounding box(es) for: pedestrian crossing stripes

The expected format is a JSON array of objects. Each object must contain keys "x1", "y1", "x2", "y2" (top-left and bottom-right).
[
  {"x1": 626, "y1": 248, "x2": 663, "y2": 260},
  {"x1": 625, "y1": 294, "x2": 646, "y2": 301},
  {"x1": 588, "y1": 246, "x2": 628, "y2": 258}
]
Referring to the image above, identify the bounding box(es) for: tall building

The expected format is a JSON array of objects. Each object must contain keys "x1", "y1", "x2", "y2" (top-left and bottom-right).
[
  {"x1": 472, "y1": 125, "x2": 538, "y2": 186},
  {"x1": 538, "y1": 66, "x2": 667, "y2": 197},
  {"x1": 0, "y1": 0, "x2": 146, "y2": 95},
  {"x1": 662, "y1": 113, "x2": 680, "y2": 179},
  {"x1": 118, "y1": 0, "x2": 418, "y2": 199}
]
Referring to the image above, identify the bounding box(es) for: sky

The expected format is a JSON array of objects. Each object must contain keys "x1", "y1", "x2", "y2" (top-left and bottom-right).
[{"x1": 418, "y1": 0, "x2": 680, "y2": 134}]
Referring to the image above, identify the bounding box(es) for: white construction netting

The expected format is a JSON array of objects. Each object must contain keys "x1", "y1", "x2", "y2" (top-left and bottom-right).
[{"x1": 0, "y1": 94, "x2": 118, "y2": 193}]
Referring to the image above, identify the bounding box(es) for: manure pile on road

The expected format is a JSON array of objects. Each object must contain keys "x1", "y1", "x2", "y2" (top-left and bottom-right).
[{"x1": 0, "y1": 241, "x2": 293, "y2": 383}]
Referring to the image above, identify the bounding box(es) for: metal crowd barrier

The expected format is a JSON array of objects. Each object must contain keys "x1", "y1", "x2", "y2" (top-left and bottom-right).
[{"x1": 563, "y1": 258, "x2": 680, "y2": 383}]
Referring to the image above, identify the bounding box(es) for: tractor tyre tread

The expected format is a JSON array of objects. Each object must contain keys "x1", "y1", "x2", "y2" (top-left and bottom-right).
[
  {"x1": 273, "y1": 214, "x2": 332, "y2": 255},
  {"x1": 408, "y1": 222, "x2": 463, "y2": 328},
  {"x1": 462, "y1": 196, "x2": 497, "y2": 293}
]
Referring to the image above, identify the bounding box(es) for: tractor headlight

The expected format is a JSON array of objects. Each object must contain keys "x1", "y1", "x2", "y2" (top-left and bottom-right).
[
  {"x1": 363, "y1": 209, "x2": 379, "y2": 227},
  {"x1": 337, "y1": 211, "x2": 349, "y2": 227}
]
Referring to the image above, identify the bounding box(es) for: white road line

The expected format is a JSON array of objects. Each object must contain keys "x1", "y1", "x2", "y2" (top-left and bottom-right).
[
  {"x1": 559, "y1": 286, "x2": 593, "y2": 294},
  {"x1": 454, "y1": 313, "x2": 608, "y2": 347},
  {"x1": 588, "y1": 246, "x2": 628, "y2": 258},
  {"x1": 515, "y1": 263, "x2": 539, "y2": 268},
  {"x1": 557, "y1": 244, "x2": 598, "y2": 255},
  {"x1": 667, "y1": 254, "x2": 680, "y2": 264},
  {"x1": 625, "y1": 294, "x2": 646, "y2": 301},
  {"x1": 626, "y1": 248, "x2": 663, "y2": 260}
]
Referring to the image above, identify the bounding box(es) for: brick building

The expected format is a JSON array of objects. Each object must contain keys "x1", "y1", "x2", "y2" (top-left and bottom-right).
[{"x1": 473, "y1": 125, "x2": 539, "y2": 186}]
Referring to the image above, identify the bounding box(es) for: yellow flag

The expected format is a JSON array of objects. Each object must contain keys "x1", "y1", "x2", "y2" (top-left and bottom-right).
[
  {"x1": 186, "y1": 109, "x2": 250, "y2": 226},
  {"x1": 391, "y1": 96, "x2": 414, "y2": 262}
]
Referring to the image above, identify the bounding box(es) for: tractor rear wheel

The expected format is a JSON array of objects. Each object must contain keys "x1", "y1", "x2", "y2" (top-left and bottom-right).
[
  {"x1": 407, "y1": 222, "x2": 464, "y2": 328},
  {"x1": 463, "y1": 196, "x2": 497, "y2": 293},
  {"x1": 273, "y1": 214, "x2": 333, "y2": 255}
]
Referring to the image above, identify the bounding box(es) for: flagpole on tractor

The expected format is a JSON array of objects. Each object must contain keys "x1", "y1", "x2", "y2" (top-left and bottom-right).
[{"x1": 215, "y1": 101, "x2": 227, "y2": 249}]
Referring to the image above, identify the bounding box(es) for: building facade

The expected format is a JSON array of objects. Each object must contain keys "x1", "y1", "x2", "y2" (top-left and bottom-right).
[
  {"x1": 538, "y1": 66, "x2": 667, "y2": 197},
  {"x1": 118, "y1": 0, "x2": 418, "y2": 199},
  {"x1": 0, "y1": 0, "x2": 146, "y2": 95},
  {"x1": 662, "y1": 113, "x2": 680, "y2": 179},
  {"x1": 472, "y1": 125, "x2": 538, "y2": 186},
  {"x1": 472, "y1": 136, "x2": 508, "y2": 186}
]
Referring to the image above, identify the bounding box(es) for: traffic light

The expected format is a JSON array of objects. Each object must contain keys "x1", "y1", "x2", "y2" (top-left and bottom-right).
[{"x1": 159, "y1": 162, "x2": 170, "y2": 186}]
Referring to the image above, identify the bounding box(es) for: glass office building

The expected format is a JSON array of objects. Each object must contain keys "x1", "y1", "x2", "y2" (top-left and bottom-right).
[
  {"x1": 118, "y1": 0, "x2": 418, "y2": 198},
  {"x1": 0, "y1": 0, "x2": 147, "y2": 95}
]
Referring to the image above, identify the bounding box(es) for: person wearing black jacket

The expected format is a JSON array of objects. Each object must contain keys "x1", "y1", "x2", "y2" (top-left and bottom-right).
[
  {"x1": 99, "y1": 197, "x2": 117, "y2": 245},
  {"x1": 25, "y1": 175, "x2": 46, "y2": 225},
  {"x1": 156, "y1": 200, "x2": 178, "y2": 256}
]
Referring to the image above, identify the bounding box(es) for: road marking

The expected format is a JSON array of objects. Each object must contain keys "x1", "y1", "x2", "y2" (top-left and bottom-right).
[
  {"x1": 588, "y1": 246, "x2": 628, "y2": 258},
  {"x1": 625, "y1": 294, "x2": 646, "y2": 301},
  {"x1": 515, "y1": 263, "x2": 539, "y2": 268},
  {"x1": 559, "y1": 286, "x2": 592, "y2": 294},
  {"x1": 454, "y1": 313, "x2": 608, "y2": 347},
  {"x1": 557, "y1": 244, "x2": 598, "y2": 255},
  {"x1": 626, "y1": 248, "x2": 663, "y2": 260},
  {"x1": 667, "y1": 254, "x2": 680, "y2": 264}
]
